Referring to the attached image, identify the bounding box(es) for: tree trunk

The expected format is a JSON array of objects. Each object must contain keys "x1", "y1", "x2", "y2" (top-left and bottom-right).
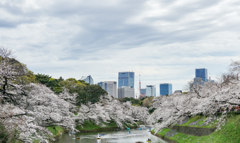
[{"x1": 3, "y1": 76, "x2": 7, "y2": 96}]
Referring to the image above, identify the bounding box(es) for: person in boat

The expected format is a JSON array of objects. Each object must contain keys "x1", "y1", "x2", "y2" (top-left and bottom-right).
[
  {"x1": 97, "y1": 133, "x2": 101, "y2": 139},
  {"x1": 148, "y1": 138, "x2": 151, "y2": 141}
]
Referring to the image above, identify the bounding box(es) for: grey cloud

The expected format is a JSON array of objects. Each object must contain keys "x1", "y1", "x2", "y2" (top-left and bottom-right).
[
  {"x1": 0, "y1": 17, "x2": 36, "y2": 28},
  {"x1": 0, "y1": 19, "x2": 18, "y2": 28},
  {"x1": 1, "y1": 0, "x2": 240, "y2": 91}
]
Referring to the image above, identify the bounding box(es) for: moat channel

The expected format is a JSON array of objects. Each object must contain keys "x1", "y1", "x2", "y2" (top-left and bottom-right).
[{"x1": 54, "y1": 129, "x2": 166, "y2": 143}]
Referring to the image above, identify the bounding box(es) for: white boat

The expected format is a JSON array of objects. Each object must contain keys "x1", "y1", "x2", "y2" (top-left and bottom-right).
[
  {"x1": 139, "y1": 125, "x2": 145, "y2": 130},
  {"x1": 97, "y1": 133, "x2": 101, "y2": 139}
]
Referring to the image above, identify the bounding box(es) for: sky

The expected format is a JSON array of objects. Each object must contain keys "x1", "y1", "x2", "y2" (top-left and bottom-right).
[{"x1": 0, "y1": 0, "x2": 240, "y2": 96}]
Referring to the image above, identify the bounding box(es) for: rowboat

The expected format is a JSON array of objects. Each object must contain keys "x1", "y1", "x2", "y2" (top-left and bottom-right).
[{"x1": 97, "y1": 133, "x2": 101, "y2": 139}]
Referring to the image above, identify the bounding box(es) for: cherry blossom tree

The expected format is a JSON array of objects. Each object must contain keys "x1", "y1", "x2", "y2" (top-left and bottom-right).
[
  {"x1": 0, "y1": 46, "x2": 152, "y2": 142},
  {"x1": 74, "y1": 94, "x2": 149, "y2": 129},
  {"x1": 0, "y1": 46, "x2": 29, "y2": 105},
  {"x1": 148, "y1": 59, "x2": 240, "y2": 134}
]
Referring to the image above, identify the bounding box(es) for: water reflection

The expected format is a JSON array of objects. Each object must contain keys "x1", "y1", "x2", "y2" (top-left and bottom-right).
[{"x1": 55, "y1": 129, "x2": 165, "y2": 143}]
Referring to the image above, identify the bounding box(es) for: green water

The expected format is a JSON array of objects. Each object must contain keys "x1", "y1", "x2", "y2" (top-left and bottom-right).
[{"x1": 54, "y1": 129, "x2": 165, "y2": 143}]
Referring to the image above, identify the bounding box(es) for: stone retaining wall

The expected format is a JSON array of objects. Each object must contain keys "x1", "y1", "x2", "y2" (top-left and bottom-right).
[
  {"x1": 152, "y1": 126, "x2": 216, "y2": 143},
  {"x1": 172, "y1": 126, "x2": 216, "y2": 136}
]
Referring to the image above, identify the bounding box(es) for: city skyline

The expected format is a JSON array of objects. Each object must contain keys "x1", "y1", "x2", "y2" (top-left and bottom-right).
[
  {"x1": 87, "y1": 67, "x2": 213, "y2": 97},
  {"x1": 1, "y1": 1, "x2": 240, "y2": 142},
  {"x1": 0, "y1": 0, "x2": 239, "y2": 94}
]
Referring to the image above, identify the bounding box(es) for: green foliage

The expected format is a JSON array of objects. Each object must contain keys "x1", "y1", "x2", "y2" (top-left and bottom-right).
[
  {"x1": 35, "y1": 74, "x2": 51, "y2": 85},
  {"x1": 119, "y1": 97, "x2": 154, "y2": 108},
  {"x1": 35, "y1": 74, "x2": 63, "y2": 94},
  {"x1": 76, "y1": 84, "x2": 107, "y2": 105},
  {"x1": 0, "y1": 122, "x2": 8, "y2": 143},
  {"x1": 178, "y1": 116, "x2": 218, "y2": 128},
  {"x1": 14, "y1": 69, "x2": 36, "y2": 85},
  {"x1": 47, "y1": 126, "x2": 64, "y2": 136},
  {"x1": 60, "y1": 78, "x2": 86, "y2": 93},
  {"x1": 76, "y1": 91, "x2": 89, "y2": 105},
  {"x1": 76, "y1": 120, "x2": 138, "y2": 132},
  {"x1": 139, "y1": 96, "x2": 147, "y2": 101},
  {"x1": 148, "y1": 108, "x2": 156, "y2": 114},
  {"x1": 179, "y1": 116, "x2": 202, "y2": 126},
  {"x1": 76, "y1": 120, "x2": 118, "y2": 131},
  {"x1": 35, "y1": 75, "x2": 107, "y2": 105},
  {"x1": 157, "y1": 115, "x2": 240, "y2": 143},
  {"x1": 119, "y1": 97, "x2": 142, "y2": 106},
  {"x1": 0, "y1": 122, "x2": 19, "y2": 143},
  {"x1": 157, "y1": 128, "x2": 171, "y2": 136}
]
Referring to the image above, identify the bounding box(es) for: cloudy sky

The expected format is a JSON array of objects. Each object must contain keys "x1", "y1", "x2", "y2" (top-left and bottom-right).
[{"x1": 1, "y1": 0, "x2": 240, "y2": 95}]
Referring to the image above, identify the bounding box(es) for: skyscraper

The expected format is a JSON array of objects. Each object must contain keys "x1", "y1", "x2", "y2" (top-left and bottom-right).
[
  {"x1": 80, "y1": 75, "x2": 94, "y2": 85},
  {"x1": 195, "y1": 68, "x2": 208, "y2": 82},
  {"x1": 146, "y1": 85, "x2": 156, "y2": 97},
  {"x1": 160, "y1": 83, "x2": 172, "y2": 96},
  {"x1": 98, "y1": 81, "x2": 118, "y2": 98},
  {"x1": 118, "y1": 72, "x2": 134, "y2": 88},
  {"x1": 118, "y1": 86, "x2": 135, "y2": 98},
  {"x1": 194, "y1": 68, "x2": 209, "y2": 85}
]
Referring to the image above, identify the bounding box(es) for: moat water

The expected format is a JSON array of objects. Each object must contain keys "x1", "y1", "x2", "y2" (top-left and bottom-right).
[{"x1": 54, "y1": 129, "x2": 165, "y2": 143}]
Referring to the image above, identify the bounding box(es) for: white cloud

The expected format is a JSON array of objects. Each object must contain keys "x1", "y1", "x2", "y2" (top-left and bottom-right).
[{"x1": 0, "y1": 0, "x2": 240, "y2": 95}]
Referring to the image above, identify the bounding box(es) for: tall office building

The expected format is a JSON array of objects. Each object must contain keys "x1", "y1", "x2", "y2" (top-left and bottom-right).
[
  {"x1": 118, "y1": 86, "x2": 135, "y2": 98},
  {"x1": 160, "y1": 83, "x2": 172, "y2": 96},
  {"x1": 80, "y1": 75, "x2": 94, "y2": 85},
  {"x1": 194, "y1": 68, "x2": 209, "y2": 85},
  {"x1": 118, "y1": 72, "x2": 135, "y2": 88},
  {"x1": 146, "y1": 85, "x2": 156, "y2": 97},
  {"x1": 195, "y1": 68, "x2": 208, "y2": 81},
  {"x1": 98, "y1": 81, "x2": 117, "y2": 98}
]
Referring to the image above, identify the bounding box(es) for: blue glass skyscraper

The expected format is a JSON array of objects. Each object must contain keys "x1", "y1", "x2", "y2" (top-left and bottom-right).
[
  {"x1": 160, "y1": 83, "x2": 172, "y2": 96},
  {"x1": 195, "y1": 68, "x2": 208, "y2": 82},
  {"x1": 194, "y1": 68, "x2": 209, "y2": 85},
  {"x1": 118, "y1": 72, "x2": 134, "y2": 88}
]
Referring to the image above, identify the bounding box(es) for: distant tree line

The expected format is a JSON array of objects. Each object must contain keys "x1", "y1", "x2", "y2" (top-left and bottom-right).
[
  {"x1": 119, "y1": 96, "x2": 155, "y2": 113},
  {"x1": 35, "y1": 74, "x2": 107, "y2": 106}
]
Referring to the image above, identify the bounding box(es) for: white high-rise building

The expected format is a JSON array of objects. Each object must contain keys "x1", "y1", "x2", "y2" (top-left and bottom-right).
[
  {"x1": 146, "y1": 85, "x2": 156, "y2": 97},
  {"x1": 80, "y1": 75, "x2": 94, "y2": 85},
  {"x1": 98, "y1": 81, "x2": 117, "y2": 98},
  {"x1": 118, "y1": 86, "x2": 135, "y2": 98}
]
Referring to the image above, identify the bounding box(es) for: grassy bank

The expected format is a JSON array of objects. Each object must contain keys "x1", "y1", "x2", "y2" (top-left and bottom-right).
[
  {"x1": 154, "y1": 114, "x2": 240, "y2": 143},
  {"x1": 45, "y1": 126, "x2": 65, "y2": 142},
  {"x1": 76, "y1": 120, "x2": 139, "y2": 132},
  {"x1": 47, "y1": 126, "x2": 65, "y2": 136},
  {"x1": 177, "y1": 115, "x2": 218, "y2": 128}
]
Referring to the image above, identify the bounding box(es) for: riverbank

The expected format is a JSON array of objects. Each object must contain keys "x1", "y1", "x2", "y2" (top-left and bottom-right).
[
  {"x1": 152, "y1": 114, "x2": 240, "y2": 143},
  {"x1": 75, "y1": 120, "x2": 140, "y2": 132},
  {"x1": 46, "y1": 126, "x2": 66, "y2": 142},
  {"x1": 46, "y1": 120, "x2": 142, "y2": 142}
]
